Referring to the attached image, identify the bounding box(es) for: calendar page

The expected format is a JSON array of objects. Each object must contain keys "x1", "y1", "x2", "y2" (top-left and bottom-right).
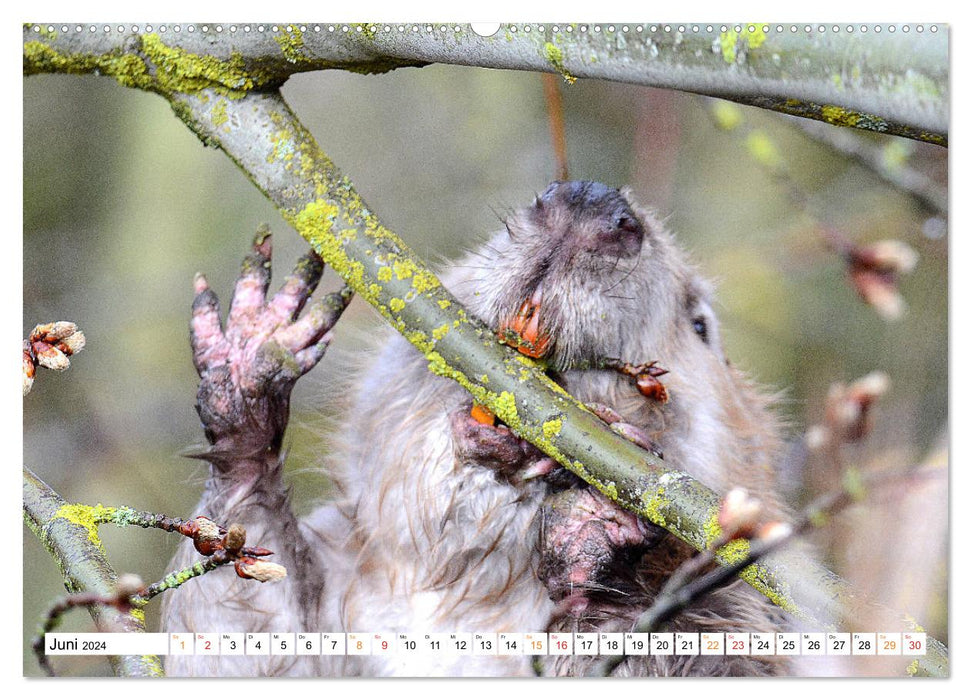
[{"x1": 22, "y1": 16, "x2": 948, "y2": 680}]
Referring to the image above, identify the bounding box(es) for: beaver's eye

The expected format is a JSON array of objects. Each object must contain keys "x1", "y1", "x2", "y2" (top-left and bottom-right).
[{"x1": 692, "y1": 316, "x2": 709, "y2": 344}]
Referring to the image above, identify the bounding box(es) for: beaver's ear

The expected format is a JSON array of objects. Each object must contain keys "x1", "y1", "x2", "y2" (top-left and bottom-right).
[
  {"x1": 684, "y1": 280, "x2": 724, "y2": 359},
  {"x1": 619, "y1": 188, "x2": 664, "y2": 242}
]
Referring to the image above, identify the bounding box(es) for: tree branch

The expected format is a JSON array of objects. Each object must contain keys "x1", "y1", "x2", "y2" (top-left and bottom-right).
[
  {"x1": 22, "y1": 467, "x2": 164, "y2": 677},
  {"x1": 23, "y1": 23, "x2": 947, "y2": 144}
]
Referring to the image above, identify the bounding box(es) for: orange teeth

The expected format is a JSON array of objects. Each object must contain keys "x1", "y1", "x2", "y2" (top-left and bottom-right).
[{"x1": 498, "y1": 283, "x2": 551, "y2": 359}]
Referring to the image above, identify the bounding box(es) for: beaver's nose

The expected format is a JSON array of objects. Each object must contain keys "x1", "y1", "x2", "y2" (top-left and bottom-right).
[{"x1": 539, "y1": 181, "x2": 644, "y2": 258}]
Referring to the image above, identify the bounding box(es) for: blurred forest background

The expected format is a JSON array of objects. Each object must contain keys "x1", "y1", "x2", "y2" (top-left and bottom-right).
[{"x1": 23, "y1": 55, "x2": 947, "y2": 675}]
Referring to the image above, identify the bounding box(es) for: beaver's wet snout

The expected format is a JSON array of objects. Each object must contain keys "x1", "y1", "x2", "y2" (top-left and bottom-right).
[
  {"x1": 498, "y1": 181, "x2": 650, "y2": 361},
  {"x1": 535, "y1": 180, "x2": 644, "y2": 259}
]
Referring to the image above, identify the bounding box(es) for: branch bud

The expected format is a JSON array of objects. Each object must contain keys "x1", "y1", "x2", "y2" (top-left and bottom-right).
[
  {"x1": 23, "y1": 342, "x2": 36, "y2": 396},
  {"x1": 223, "y1": 523, "x2": 247, "y2": 554},
  {"x1": 756, "y1": 521, "x2": 793, "y2": 546},
  {"x1": 718, "y1": 487, "x2": 762, "y2": 539},
  {"x1": 234, "y1": 557, "x2": 287, "y2": 582},
  {"x1": 809, "y1": 371, "x2": 891, "y2": 448},
  {"x1": 115, "y1": 573, "x2": 145, "y2": 599},
  {"x1": 846, "y1": 239, "x2": 919, "y2": 321},
  {"x1": 855, "y1": 240, "x2": 919, "y2": 275},
  {"x1": 34, "y1": 342, "x2": 70, "y2": 371}
]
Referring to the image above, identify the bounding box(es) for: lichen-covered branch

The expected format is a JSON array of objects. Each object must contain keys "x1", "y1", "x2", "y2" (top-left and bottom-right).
[
  {"x1": 23, "y1": 467, "x2": 164, "y2": 677},
  {"x1": 23, "y1": 23, "x2": 947, "y2": 144}
]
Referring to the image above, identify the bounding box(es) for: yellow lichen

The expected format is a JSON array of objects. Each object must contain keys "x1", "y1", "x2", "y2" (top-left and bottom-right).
[
  {"x1": 274, "y1": 28, "x2": 309, "y2": 64},
  {"x1": 410, "y1": 269, "x2": 441, "y2": 293},
  {"x1": 715, "y1": 537, "x2": 751, "y2": 564},
  {"x1": 211, "y1": 99, "x2": 229, "y2": 130},
  {"x1": 820, "y1": 105, "x2": 861, "y2": 128},
  {"x1": 24, "y1": 40, "x2": 150, "y2": 90},
  {"x1": 719, "y1": 30, "x2": 739, "y2": 64},
  {"x1": 289, "y1": 199, "x2": 381, "y2": 306},
  {"x1": 718, "y1": 24, "x2": 767, "y2": 64},
  {"x1": 140, "y1": 34, "x2": 261, "y2": 97},
  {"x1": 493, "y1": 391, "x2": 519, "y2": 423},
  {"x1": 743, "y1": 24, "x2": 768, "y2": 49},
  {"x1": 544, "y1": 42, "x2": 576, "y2": 84},
  {"x1": 742, "y1": 565, "x2": 798, "y2": 615},
  {"x1": 601, "y1": 481, "x2": 618, "y2": 501},
  {"x1": 702, "y1": 509, "x2": 723, "y2": 546},
  {"x1": 641, "y1": 488, "x2": 670, "y2": 527},
  {"x1": 54, "y1": 503, "x2": 115, "y2": 548},
  {"x1": 405, "y1": 330, "x2": 431, "y2": 353},
  {"x1": 392, "y1": 260, "x2": 414, "y2": 281}
]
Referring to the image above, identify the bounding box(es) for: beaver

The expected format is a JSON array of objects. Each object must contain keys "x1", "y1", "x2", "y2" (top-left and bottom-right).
[{"x1": 162, "y1": 181, "x2": 793, "y2": 677}]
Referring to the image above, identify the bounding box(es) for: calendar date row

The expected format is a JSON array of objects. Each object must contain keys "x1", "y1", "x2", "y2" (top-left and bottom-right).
[{"x1": 46, "y1": 631, "x2": 927, "y2": 657}]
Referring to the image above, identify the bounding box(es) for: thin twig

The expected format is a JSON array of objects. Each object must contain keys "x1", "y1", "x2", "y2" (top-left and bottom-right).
[
  {"x1": 33, "y1": 579, "x2": 144, "y2": 677},
  {"x1": 542, "y1": 73, "x2": 569, "y2": 180},
  {"x1": 134, "y1": 556, "x2": 225, "y2": 605},
  {"x1": 790, "y1": 118, "x2": 947, "y2": 215},
  {"x1": 590, "y1": 465, "x2": 944, "y2": 677}
]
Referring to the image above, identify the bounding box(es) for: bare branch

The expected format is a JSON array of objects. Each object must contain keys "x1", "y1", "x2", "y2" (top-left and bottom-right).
[
  {"x1": 542, "y1": 73, "x2": 569, "y2": 180},
  {"x1": 32, "y1": 575, "x2": 145, "y2": 676}
]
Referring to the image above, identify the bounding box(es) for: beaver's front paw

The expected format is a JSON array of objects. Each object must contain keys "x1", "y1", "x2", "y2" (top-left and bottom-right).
[
  {"x1": 449, "y1": 406, "x2": 559, "y2": 486},
  {"x1": 539, "y1": 488, "x2": 665, "y2": 613},
  {"x1": 190, "y1": 229, "x2": 352, "y2": 467}
]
